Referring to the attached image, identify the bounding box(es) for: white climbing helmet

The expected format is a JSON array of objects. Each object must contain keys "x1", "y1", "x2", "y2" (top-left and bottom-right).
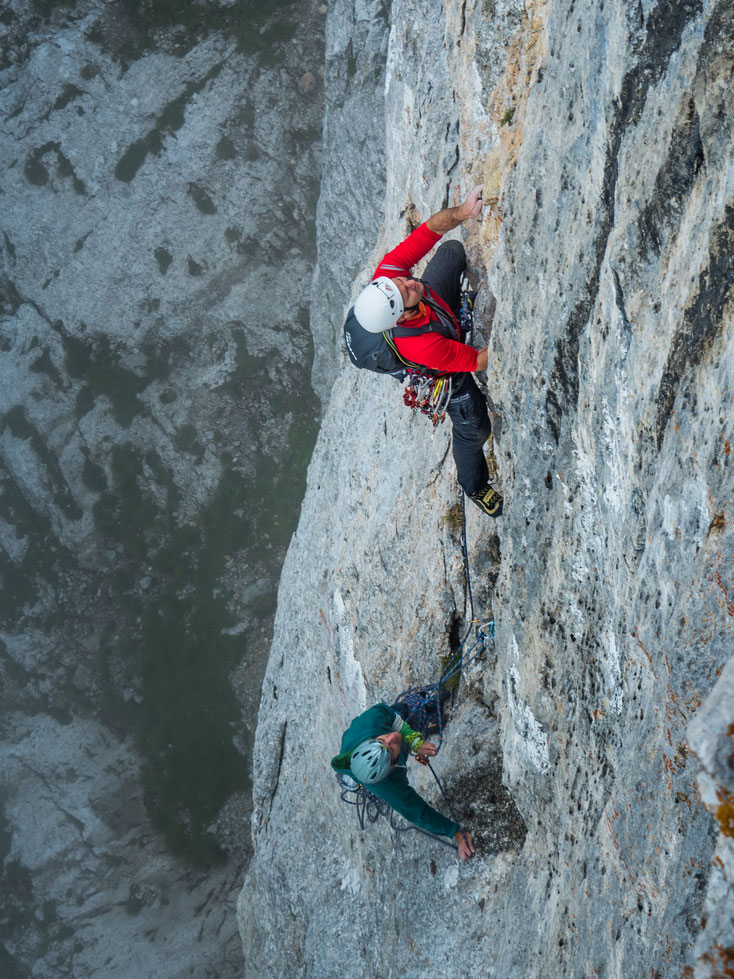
[
  {"x1": 350, "y1": 739, "x2": 393, "y2": 784},
  {"x1": 353, "y1": 276, "x2": 404, "y2": 333}
]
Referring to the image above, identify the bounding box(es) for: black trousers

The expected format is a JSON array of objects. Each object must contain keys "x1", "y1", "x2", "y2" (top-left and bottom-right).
[{"x1": 421, "y1": 240, "x2": 491, "y2": 496}]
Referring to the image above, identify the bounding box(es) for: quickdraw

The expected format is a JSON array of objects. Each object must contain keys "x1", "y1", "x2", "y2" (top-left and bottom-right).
[{"x1": 402, "y1": 374, "x2": 453, "y2": 426}]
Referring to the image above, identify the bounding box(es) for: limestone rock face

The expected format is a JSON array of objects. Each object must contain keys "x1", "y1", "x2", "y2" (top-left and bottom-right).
[
  {"x1": 239, "y1": 0, "x2": 733, "y2": 977},
  {"x1": 687, "y1": 659, "x2": 734, "y2": 978}
]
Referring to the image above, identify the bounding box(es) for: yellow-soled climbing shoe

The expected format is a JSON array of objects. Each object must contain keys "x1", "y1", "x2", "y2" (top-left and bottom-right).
[{"x1": 469, "y1": 484, "x2": 503, "y2": 517}]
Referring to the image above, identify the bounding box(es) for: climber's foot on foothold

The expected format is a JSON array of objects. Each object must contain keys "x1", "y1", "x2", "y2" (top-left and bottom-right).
[{"x1": 469, "y1": 484, "x2": 503, "y2": 517}]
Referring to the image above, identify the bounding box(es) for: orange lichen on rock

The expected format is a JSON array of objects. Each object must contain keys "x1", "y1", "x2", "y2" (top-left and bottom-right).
[
  {"x1": 715, "y1": 792, "x2": 734, "y2": 838},
  {"x1": 708, "y1": 512, "x2": 727, "y2": 534},
  {"x1": 482, "y1": 0, "x2": 549, "y2": 253},
  {"x1": 714, "y1": 571, "x2": 734, "y2": 617},
  {"x1": 709, "y1": 943, "x2": 734, "y2": 978}
]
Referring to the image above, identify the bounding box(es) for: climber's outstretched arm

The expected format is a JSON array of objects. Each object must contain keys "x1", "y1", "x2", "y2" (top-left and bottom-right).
[{"x1": 426, "y1": 184, "x2": 485, "y2": 235}]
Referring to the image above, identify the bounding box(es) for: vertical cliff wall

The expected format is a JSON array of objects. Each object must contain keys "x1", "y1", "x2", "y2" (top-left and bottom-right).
[{"x1": 239, "y1": 1, "x2": 733, "y2": 976}]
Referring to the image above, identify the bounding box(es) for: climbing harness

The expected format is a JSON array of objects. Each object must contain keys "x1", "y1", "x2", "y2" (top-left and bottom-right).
[
  {"x1": 399, "y1": 279, "x2": 477, "y2": 427},
  {"x1": 337, "y1": 488, "x2": 494, "y2": 852}
]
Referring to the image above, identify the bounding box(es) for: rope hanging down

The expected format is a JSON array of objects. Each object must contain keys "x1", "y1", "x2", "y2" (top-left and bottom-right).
[{"x1": 338, "y1": 488, "x2": 494, "y2": 849}]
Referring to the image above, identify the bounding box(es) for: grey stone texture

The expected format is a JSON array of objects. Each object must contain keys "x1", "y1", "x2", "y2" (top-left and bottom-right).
[
  {"x1": 687, "y1": 658, "x2": 734, "y2": 978},
  {"x1": 239, "y1": 0, "x2": 733, "y2": 977}
]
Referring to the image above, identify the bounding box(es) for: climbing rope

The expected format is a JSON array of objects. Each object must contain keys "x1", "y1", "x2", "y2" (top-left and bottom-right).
[
  {"x1": 337, "y1": 775, "x2": 459, "y2": 851},
  {"x1": 395, "y1": 624, "x2": 490, "y2": 752},
  {"x1": 392, "y1": 485, "x2": 492, "y2": 749}
]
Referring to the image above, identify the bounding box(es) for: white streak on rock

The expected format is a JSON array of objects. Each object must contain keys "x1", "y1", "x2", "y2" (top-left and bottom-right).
[
  {"x1": 507, "y1": 664, "x2": 550, "y2": 775},
  {"x1": 443, "y1": 864, "x2": 459, "y2": 892},
  {"x1": 333, "y1": 587, "x2": 366, "y2": 715}
]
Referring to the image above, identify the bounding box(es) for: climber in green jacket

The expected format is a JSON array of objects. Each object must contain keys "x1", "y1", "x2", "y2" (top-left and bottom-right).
[{"x1": 331, "y1": 702, "x2": 475, "y2": 859}]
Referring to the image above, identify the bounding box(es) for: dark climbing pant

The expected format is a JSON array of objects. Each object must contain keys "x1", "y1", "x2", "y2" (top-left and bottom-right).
[
  {"x1": 445, "y1": 375, "x2": 491, "y2": 496},
  {"x1": 422, "y1": 240, "x2": 492, "y2": 497}
]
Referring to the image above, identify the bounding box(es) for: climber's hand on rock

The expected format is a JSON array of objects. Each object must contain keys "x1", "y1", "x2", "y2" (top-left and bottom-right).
[
  {"x1": 455, "y1": 829, "x2": 475, "y2": 860},
  {"x1": 459, "y1": 184, "x2": 484, "y2": 221},
  {"x1": 416, "y1": 741, "x2": 437, "y2": 757},
  {"x1": 475, "y1": 346, "x2": 488, "y2": 371}
]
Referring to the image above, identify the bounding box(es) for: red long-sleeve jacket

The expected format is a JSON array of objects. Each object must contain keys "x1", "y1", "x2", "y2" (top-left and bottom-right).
[{"x1": 373, "y1": 223, "x2": 478, "y2": 373}]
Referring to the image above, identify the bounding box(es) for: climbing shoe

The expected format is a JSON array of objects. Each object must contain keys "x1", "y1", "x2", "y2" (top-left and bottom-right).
[{"x1": 469, "y1": 484, "x2": 503, "y2": 517}]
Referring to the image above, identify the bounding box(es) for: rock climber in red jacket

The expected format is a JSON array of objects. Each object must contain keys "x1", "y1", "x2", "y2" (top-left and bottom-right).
[{"x1": 352, "y1": 185, "x2": 502, "y2": 516}]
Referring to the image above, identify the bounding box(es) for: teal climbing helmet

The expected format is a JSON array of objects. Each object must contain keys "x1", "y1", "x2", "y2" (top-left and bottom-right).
[{"x1": 350, "y1": 739, "x2": 393, "y2": 784}]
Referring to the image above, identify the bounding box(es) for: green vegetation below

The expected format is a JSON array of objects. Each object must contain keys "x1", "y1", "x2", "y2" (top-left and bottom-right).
[
  {"x1": 0, "y1": 463, "x2": 77, "y2": 629},
  {"x1": 2, "y1": 406, "x2": 82, "y2": 520},
  {"x1": 91, "y1": 347, "x2": 318, "y2": 865},
  {"x1": 63, "y1": 331, "x2": 173, "y2": 427},
  {"x1": 24, "y1": 142, "x2": 86, "y2": 195},
  {"x1": 2, "y1": 320, "x2": 319, "y2": 868}
]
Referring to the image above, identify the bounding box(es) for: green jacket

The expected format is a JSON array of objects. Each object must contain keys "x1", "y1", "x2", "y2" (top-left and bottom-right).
[{"x1": 331, "y1": 703, "x2": 458, "y2": 838}]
